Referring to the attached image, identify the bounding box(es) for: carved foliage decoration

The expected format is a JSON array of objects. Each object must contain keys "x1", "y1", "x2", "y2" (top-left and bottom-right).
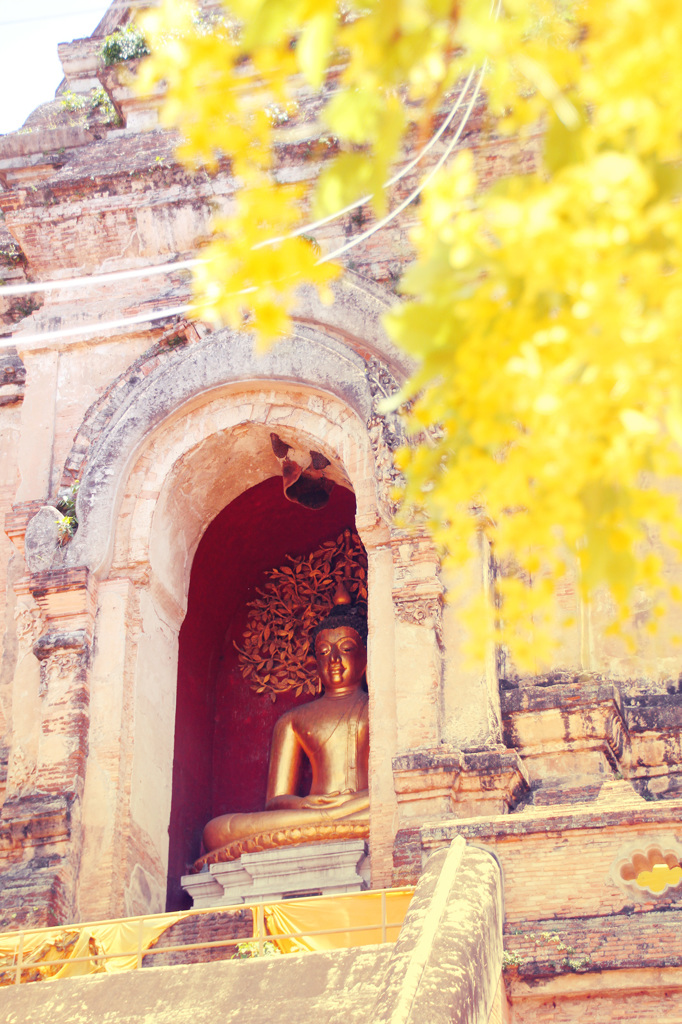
[
  {"x1": 14, "y1": 599, "x2": 44, "y2": 655},
  {"x1": 42, "y1": 650, "x2": 84, "y2": 695},
  {"x1": 236, "y1": 529, "x2": 367, "y2": 702},
  {"x1": 366, "y1": 358, "x2": 406, "y2": 519},
  {"x1": 35, "y1": 648, "x2": 85, "y2": 701}
]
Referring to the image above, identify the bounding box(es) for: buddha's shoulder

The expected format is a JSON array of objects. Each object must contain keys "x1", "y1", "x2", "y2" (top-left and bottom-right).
[
  {"x1": 274, "y1": 700, "x2": 320, "y2": 727},
  {"x1": 297, "y1": 691, "x2": 369, "y2": 718}
]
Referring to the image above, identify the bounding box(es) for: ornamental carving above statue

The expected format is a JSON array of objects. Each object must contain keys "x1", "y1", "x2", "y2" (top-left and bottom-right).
[{"x1": 236, "y1": 528, "x2": 367, "y2": 701}]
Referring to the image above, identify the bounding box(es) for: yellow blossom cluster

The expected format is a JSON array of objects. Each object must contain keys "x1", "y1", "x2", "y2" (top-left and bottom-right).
[{"x1": 137, "y1": 0, "x2": 682, "y2": 665}]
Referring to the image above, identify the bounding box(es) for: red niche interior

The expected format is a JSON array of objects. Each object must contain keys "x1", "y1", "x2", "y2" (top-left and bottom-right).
[{"x1": 166, "y1": 475, "x2": 358, "y2": 910}]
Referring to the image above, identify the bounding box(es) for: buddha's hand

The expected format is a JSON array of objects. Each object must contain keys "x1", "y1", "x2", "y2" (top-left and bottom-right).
[
  {"x1": 264, "y1": 793, "x2": 356, "y2": 811},
  {"x1": 300, "y1": 789, "x2": 370, "y2": 816},
  {"x1": 300, "y1": 791, "x2": 351, "y2": 808}
]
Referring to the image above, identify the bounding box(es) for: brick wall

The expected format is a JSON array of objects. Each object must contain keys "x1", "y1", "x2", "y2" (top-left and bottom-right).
[
  {"x1": 422, "y1": 798, "x2": 682, "y2": 1019},
  {"x1": 508, "y1": 970, "x2": 682, "y2": 1024},
  {"x1": 141, "y1": 908, "x2": 254, "y2": 968}
]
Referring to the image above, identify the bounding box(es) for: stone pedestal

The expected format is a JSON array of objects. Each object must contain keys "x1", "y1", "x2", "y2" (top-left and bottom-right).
[
  {"x1": 392, "y1": 747, "x2": 529, "y2": 822},
  {"x1": 626, "y1": 694, "x2": 682, "y2": 801},
  {"x1": 181, "y1": 840, "x2": 369, "y2": 909},
  {"x1": 501, "y1": 681, "x2": 627, "y2": 805}
]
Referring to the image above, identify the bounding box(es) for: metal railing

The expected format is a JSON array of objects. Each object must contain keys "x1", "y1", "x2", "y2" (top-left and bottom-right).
[{"x1": 0, "y1": 886, "x2": 414, "y2": 986}]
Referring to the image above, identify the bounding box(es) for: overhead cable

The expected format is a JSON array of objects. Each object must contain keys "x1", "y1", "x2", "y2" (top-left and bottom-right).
[
  {"x1": 317, "y1": 65, "x2": 484, "y2": 264},
  {"x1": 252, "y1": 68, "x2": 476, "y2": 251},
  {"x1": 0, "y1": 73, "x2": 480, "y2": 346},
  {"x1": 0, "y1": 260, "x2": 200, "y2": 298},
  {"x1": 0, "y1": 73, "x2": 475, "y2": 298},
  {"x1": 2, "y1": 304, "x2": 192, "y2": 352},
  {"x1": 0, "y1": 58, "x2": 488, "y2": 345},
  {"x1": 0, "y1": 2, "x2": 154, "y2": 27}
]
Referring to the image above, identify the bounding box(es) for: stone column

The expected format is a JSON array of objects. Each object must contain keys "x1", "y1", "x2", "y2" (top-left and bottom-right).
[
  {"x1": 0, "y1": 566, "x2": 96, "y2": 926},
  {"x1": 440, "y1": 536, "x2": 502, "y2": 750},
  {"x1": 29, "y1": 568, "x2": 95, "y2": 798},
  {"x1": 33, "y1": 629, "x2": 90, "y2": 800},
  {"x1": 365, "y1": 526, "x2": 399, "y2": 888},
  {"x1": 391, "y1": 531, "x2": 444, "y2": 753}
]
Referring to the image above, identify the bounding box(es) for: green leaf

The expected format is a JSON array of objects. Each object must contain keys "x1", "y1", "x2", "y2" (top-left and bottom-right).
[
  {"x1": 297, "y1": 11, "x2": 336, "y2": 89},
  {"x1": 665, "y1": 392, "x2": 682, "y2": 447},
  {"x1": 314, "y1": 153, "x2": 382, "y2": 217},
  {"x1": 323, "y1": 89, "x2": 386, "y2": 145},
  {"x1": 543, "y1": 107, "x2": 586, "y2": 174}
]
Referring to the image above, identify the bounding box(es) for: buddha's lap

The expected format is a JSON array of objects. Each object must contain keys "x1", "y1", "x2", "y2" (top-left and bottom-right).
[{"x1": 202, "y1": 801, "x2": 368, "y2": 850}]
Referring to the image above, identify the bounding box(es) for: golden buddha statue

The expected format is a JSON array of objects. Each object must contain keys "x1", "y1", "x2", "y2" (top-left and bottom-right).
[{"x1": 196, "y1": 585, "x2": 369, "y2": 868}]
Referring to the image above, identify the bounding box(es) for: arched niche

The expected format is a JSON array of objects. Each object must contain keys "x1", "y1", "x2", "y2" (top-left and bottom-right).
[
  {"x1": 77, "y1": 377, "x2": 398, "y2": 919},
  {"x1": 65, "y1": 280, "x2": 411, "y2": 581},
  {"x1": 168, "y1": 475, "x2": 361, "y2": 910}
]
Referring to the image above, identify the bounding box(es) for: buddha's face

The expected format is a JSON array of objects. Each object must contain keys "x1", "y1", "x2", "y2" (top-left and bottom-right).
[{"x1": 314, "y1": 626, "x2": 367, "y2": 694}]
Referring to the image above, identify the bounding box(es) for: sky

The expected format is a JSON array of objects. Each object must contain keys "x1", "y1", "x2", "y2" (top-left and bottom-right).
[{"x1": 0, "y1": 1, "x2": 114, "y2": 135}]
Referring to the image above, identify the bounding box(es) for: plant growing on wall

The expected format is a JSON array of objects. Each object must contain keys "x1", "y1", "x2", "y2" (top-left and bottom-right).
[
  {"x1": 54, "y1": 481, "x2": 80, "y2": 545},
  {"x1": 503, "y1": 931, "x2": 591, "y2": 974},
  {"x1": 135, "y1": 0, "x2": 682, "y2": 667},
  {"x1": 90, "y1": 87, "x2": 121, "y2": 126},
  {"x1": 233, "y1": 940, "x2": 281, "y2": 958},
  {"x1": 101, "y1": 24, "x2": 150, "y2": 66},
  {"x1": 60, "y1": 90, "x2": 88, "y2": 113}
]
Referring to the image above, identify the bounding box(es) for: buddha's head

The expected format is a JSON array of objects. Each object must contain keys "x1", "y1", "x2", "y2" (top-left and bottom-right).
[{"x1": 312, "y1": 583, "x2": 367, "y2": 694}]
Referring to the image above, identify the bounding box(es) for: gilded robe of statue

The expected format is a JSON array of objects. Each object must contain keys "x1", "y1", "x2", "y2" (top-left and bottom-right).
[{"x1": 197, "y1": 594, "x2": 370, "y2": 867}]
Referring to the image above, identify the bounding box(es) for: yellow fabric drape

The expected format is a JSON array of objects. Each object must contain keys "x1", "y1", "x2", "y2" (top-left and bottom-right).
[
  {"x1": 0, "y1": 889, "x2": 414, "y2": 983},
  {"x1": 264, "y1": 890, "x2": 413, "y2": 954},
  {"x1": 0, "y1": 913, "x2": 188, "y2": 984}
]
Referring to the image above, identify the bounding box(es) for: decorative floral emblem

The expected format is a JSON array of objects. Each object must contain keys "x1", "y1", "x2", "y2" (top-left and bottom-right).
[{"x1": 610, "y1": 837, "x2": 682, "y2": 899}]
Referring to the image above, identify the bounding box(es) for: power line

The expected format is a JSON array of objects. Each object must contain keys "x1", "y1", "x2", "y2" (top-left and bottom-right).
[
  {"x1": 252, "y1": 68, "x2": 476, "y2": 252},
  {"x1": 0, "y1": 3, "x2": 497, "y2": 343},
  {"x1": 318, "y1": 66, "x2": 484, "y2": 265},
  {"x1": 0, "y1": 260, "x2": 200, "y2": 298},
  {"x1": 0, "y1": 9, "x2": 115, "y2": 29},
  {"x1": 0, "y1": 75, "x2": 474, "y2": 299},
  {"x1": 0, "y1": 74, "x2": 481, "y2": 344},
  {"x1": 3, "y1": 303, "x2": 192, "y2": 352}
]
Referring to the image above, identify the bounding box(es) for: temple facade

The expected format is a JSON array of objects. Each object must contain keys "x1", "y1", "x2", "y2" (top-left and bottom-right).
[{"x1": 1, "y1": 3, "x2": 682, "y2": 1020}]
